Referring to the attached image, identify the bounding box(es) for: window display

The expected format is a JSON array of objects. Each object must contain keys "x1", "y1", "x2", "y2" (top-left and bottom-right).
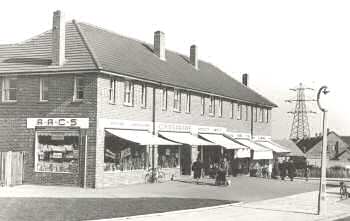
[
  {"x1": 158, "y1": 147, "x2": 179, "y2": 168},
  {"x1": 104, "y1": 135, "x2": 148, "y2": 171},
  {"x1": 35, "y1": 131, "x2": 80, "y2": 173}
]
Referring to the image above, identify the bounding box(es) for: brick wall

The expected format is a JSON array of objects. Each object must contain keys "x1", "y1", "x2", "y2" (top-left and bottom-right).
[{"x1": 0, "y1": 73, "x2": 97, "y2": 187}]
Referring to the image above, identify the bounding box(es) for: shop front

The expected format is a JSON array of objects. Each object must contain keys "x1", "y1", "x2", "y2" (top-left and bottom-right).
[{"x1": 27, "y1": 118, "x2": 89, "y2": 187}]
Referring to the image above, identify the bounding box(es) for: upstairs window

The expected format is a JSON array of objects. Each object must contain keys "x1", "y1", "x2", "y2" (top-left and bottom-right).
[
  {"x1": 124, "y1": 80, "x2": 134, "y2": 106},
  {"x1": 218, "y1": 98, "x2": 223, "y2": 117},
  {"x1": 2, "y1": 78, "x2": 17, "y2": 102},
  {"x1": 162, "y1": 88, "x2": 167, "y2": 111},
  {"x1": 185, "y1": 92, "x2": 191, "y2": 113},
  {"x1": 173, "y1": 88, "x2": 181, "y2": 112},
  {"x1": 200, "y1": 96, "x2": 205, "y2": 115},
  {"x1": 266, "y1": 109, "x2": 271, "y2": 123},
  {"x1": 141, "y1": 83, "x2": 147, "y2": 108},
  {"x1": 73, "y1": 76, "x2": 84, "y2": 101},
  {"x1": 253, "y1": 107, "x2": 258, "y2": 122},
  {"x1": 237, "y1": 104, "x2": 242, "y2": 120},
  {"x1": 231, "y1": 102, "x2": 235, "y2": 119},
  {"x1": 109, "y1": 78, "x2": 117, "y2": 104},
  {"x1": 258, "y1": 107, "x2": 263, "y2": 122},
  {"x1": 245, "y1": 105, "x2": 249, "y2": 121},
  {"x1": 40, "y1": 77, "x2": 49, "y2": 102},
  {"x1": 209, "y1": 96, "x2": 215, "y2": 116}
]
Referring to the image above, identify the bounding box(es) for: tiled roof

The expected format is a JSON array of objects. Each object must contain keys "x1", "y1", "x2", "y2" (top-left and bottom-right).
[
  {"x1": 274, "y1": 139, "x2": 305, "y2": 157},
  {"x1": 0, "y1": 21, "x2": 277, "y2": 107},
  {"x1": 295, "y1": 136, "x2": 323, "y2": 153},
  {"x1": 341, "y1": 136, "x2": 350, "y2": 147}
]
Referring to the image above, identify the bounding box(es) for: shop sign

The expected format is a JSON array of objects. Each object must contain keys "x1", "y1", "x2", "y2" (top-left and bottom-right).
[
  {"x1": 52, "y1": 152, "x2": 63, "y2": 159},
  {"x1": 197, "y1": 126, "x2": 226, "y2": 134},
  {"x1": 253, "y1": 135, "x2": 272, "y2": 141},
  {"x1": 226, "y1": 132, "x2": 251, "y2": 139},
  {"x1": 100, "y1": 119, "x2": 152, "y2": 131},
  {"x1": 27, "y1": 118, "x2": 89, "y2": 129},
  {"x1": 157, "y1": 122, "x2": 191, "y2": 132}
]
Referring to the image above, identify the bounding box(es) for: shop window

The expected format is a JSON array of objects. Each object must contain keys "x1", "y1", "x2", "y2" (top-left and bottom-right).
[
  {"x1": 173, "y1": 88, "x2": 181, "y2": 112},
  {"x1": 104, "y1": 135, "x2": 148, "y2": 171},
  {"x1": 35, "y1": 131, "x2": 80, "y2": 173},
  {"x1": 162, "y1": 88, "x2": 167, "y2": 111},
  {"x1": 237, "y1": 104, "x2": 242, "y2": 120},
  {"x1": 2, "y1": 77, "x2": 17, "y2": 102},
  {"x1": 124, "y1": 80, "x2": 134, "y2": 106},
  {"x1": 40, "y1": 77, "x2": 49, "y2": 102},
  {"x1": 185, "y1": 92, "x2": 191, "y2": 113},
  {"x1": 209, "y1": 96, "x2": 215, "y2": 116},
  {"x1": 109, "y1": 78, "x2": 117, "y2": 104},
  {"x1": 158, "y1": 147, "x2": 180, "y2": 168},
  {"x1": 141, "y1": 83, "x2": 147, "y2": 108},
  {"x1": 231, "y1": 102, "x2": 235, "y2": 119},
  {"x1": 218, "y1": 98, "x2": 223, "y2": 117},
  {"x1": 73, "y1": 76, "x2": 84, "y2": 101},
  {"x1": 201, "y1": 96, "x2": 205, "y2": 115}
]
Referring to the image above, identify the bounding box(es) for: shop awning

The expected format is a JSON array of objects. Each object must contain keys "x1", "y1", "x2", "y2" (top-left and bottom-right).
[
  {"x1": 159, "y1": 132, "x2": 213, "y2": 146},
  {"x1": 234, "y1": 149, "x2": 251, "y2": 158},
  {"x1": 256, "y1": 141, "x2": 290, "y2": 153},
  {"x1": 199, "y1": 134, "x2": 248, "y2": 149},
  {"x1": 235, "y1": 138, "x2": 273, "y2": 160},
  {"x1": 105, "y1": 129, "x2": 180, "y2": 146}
]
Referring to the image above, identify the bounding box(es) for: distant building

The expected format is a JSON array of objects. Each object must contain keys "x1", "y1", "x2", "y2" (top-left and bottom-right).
[{"x1": 295, "y1": 131, "x2": 350, "y2": 167}]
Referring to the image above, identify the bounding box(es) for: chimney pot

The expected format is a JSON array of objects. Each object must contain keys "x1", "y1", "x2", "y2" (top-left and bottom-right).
[
  {"x1": 190, "y1": 45, "x2": 198, "y2": 69},
  {"x1": 154, "y1": 31, "x2": 165, "y2": 61},
  {"x1": 52, "y1": 10, "x2": 65, "y2": 66},
  {"x1": 242, "y1": 73, "x2": 249, "y2": 86}
]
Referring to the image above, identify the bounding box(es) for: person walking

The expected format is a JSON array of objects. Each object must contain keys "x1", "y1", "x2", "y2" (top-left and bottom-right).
[
  {"x1": 288, "y1": 159, "x2": 296, "y2": 181},
  {"x1": 192, "y1": 158, "x2": 202, "y2": 184}
]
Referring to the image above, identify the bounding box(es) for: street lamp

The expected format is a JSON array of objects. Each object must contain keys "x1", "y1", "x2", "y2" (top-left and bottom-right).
[{"x1": 317, "y1": 86, "x2": 330, "y2": 216}]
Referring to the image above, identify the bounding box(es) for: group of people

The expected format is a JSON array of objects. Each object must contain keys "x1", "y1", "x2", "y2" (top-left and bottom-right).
[
  {"x1": 192, "y1": 157, "x2": 229, "y2": 185},
  {"x1": 278, "y1": 159, "x2": 297, "y2": 181}
]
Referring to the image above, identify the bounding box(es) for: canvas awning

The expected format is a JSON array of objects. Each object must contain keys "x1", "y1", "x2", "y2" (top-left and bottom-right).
[
  {"x1": 199, "y1": 134, "x2": 248, "y2": 149},
  {"x1": 256, "y1": 141, "x2": 290, "y2": 153},
  {"x1": 105, "y1": 129, "x2": 179, "y2": 146},
  {"x1": 235, "y1": 138, "x2": 273, "y2": 159},
  {"x1": 234, "y1": 148, "x2": 251, "y2": 158},
  {"x1": 159, "y1": 132, "x2": 213, "y2": 146}
]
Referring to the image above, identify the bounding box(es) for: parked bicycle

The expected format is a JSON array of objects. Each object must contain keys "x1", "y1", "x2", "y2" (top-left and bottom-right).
[
  {"x1": 145, "y1": 167, "x2": 166, "y2": 183},
  {"x1": 340, "y1": 181, "x2": 348, "y2": 199}
]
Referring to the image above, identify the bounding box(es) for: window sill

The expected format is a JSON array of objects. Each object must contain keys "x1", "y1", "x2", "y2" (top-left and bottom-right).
[
  {"x1": 173, "y1": 109, "x2": 181, "y2": 113},
  {"x1": 1, "y1": 100, "x2": 17, "y2": 104},
  {"x1": 123, "y1": 103, "x2": 134, "y2": 107},
  {"x1": 38, "y1": 100, "x2": 48, "y2": 103},
  {"x1": 72, "y1": 99, "x2": 84, "y2": 104}
]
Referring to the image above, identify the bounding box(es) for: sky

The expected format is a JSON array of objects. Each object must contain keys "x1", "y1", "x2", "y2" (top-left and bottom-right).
[{"x1": 0, "y1": 0, "x2": 349, "y2": 139}]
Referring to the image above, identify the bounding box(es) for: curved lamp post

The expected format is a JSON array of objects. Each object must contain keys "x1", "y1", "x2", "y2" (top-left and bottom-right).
[{"x1": 317, "y1": 86, "x2": 330, "y2": 215}]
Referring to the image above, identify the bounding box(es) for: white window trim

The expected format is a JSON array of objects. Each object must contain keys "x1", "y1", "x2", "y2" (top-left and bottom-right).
[
  {"x1": 201, "y1": 96, "x2": 205, "y2": 115},
  {"x1": 123, "y1": 80, "x2": 134, "y2": 106},
  {"x1": 73, "y1": 76, "x2": 84, "y2": 102},
  {"x1": 218, "y1": 98, "x2": 223, "y2": 117},
  {"x1": 245, "y1": 105, "x2": 249, "y2": 121},
  {"x1": 141, "y1": 83, "x2": 147, "y2": 108},
  {"x1": 39, "y1": 77, "x2": 48, "y2": 102},
  {"x1": 173, "y1": 88, "x2": 181, "y2": 112},
  {"x1": 109, "y1": 78, "x2": 117, "y2": 104},
  {"x1": 162, "y1": 88, "x2": 167, "y2": 111},
  {"x1": 237, "y1": 104, "x2": 242, "y2": 120},
  {"x1": 185, "y1": 92, "x2": 191, "y2": 113},
  {"x1": 209, "y1": 96, "x2": 215, "y2": 116},
  {"x1": 2, "y1": 77, "x2": 17, "y2": 103}
]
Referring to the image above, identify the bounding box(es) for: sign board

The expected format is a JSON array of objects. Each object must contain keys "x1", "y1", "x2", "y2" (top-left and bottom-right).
[
  {"x1": 27, "y1": 118, "x2": 89, "y2": 129},
  {"x1": 100, "y1": 119, "x2": 152, "y2": 131},
  {"x1": 253, "y1": 135, "x2": 272, "y2": 141},
  {"x1": 226, "y1": 132, "x2": 251, "y2": 139},
  {"x1": 156, "y1": 122, "x2": 191, "y2": 133},
  {"x1": 197, "y1": 126, "x2": 226, "y2": 134}
]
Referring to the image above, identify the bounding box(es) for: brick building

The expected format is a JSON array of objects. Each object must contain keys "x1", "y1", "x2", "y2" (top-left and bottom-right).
[{"x1": 0, "y1": 11, "x2": 283, "y2": 188}]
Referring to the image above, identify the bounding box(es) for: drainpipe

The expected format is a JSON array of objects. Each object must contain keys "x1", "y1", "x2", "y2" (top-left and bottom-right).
[{"x1": 151, "y1": 87, "x2": 156, "y2": 179}]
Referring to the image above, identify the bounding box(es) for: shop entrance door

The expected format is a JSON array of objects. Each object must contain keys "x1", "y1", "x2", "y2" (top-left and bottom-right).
[
  {"x1": 0, "y1": 151, "x2": 24, "y2": 186},
  {"x1": 180, "y1": 146, "x2": 191, "y2": 175}
]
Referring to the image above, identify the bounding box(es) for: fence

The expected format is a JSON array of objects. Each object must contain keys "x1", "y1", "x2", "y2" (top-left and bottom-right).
[{"x1": 296, "y1": 166, "x2": 350, "y2": 179}]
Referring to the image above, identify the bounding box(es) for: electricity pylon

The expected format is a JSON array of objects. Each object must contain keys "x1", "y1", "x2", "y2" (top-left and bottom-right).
[{"x1": 286, "y1": 83, "x2": 316, "y2": 140}]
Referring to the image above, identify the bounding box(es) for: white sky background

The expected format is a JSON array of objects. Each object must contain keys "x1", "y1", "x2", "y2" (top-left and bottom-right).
[{"x1": 0, "y1": 0, "x2": 349, "y2": 139}]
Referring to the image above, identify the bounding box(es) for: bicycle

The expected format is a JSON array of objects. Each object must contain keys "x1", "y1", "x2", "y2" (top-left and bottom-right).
[
  {"x1": 340, "y1": 181, "x2": 348, "y2": 200},
  {"x1": 145, "y1": 167, "x2": 166, "y2": 183}
]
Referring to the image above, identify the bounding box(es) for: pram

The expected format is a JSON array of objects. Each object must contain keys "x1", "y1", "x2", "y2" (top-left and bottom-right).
[{"x1": 215, "y1": 168, "x2": 228, "y2": 186}]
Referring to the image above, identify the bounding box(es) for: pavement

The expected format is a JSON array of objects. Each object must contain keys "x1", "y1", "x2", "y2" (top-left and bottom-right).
[{"x1": 94, "y1": 188, "x2": 350, "y2": 221}]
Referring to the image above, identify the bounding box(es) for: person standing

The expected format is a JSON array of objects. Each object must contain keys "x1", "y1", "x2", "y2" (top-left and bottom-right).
[
  {"x1": 288, "y1": 159, "x2": 296, "y2": 181},
  {"x1": 304, "y1": 164, "x2": 310, "y2": 182},
  {"x1": 280, "y1": 160, "x2": 287, "y2": 180},
  {"x1": 192, "y1": 158, "x2": 202, "y2": 184}
]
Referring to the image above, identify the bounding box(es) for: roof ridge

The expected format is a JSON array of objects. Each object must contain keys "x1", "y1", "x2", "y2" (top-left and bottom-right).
[{"x1": 72, "y1": 20, "x2": 102, "y2": 70}]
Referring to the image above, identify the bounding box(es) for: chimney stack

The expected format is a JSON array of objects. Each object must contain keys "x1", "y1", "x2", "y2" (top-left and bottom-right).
[
  {"x1": 154, "y1": 31, "x2": 165, "y2": 61},
  {"x1": 52, "y1": 10, "x2": 65, "y2": 66},
  {"x1": 242, "y1": 73, "x2": 249, "y2": 86},
  {"x1": 190, "y1": 45, "x2": 198, "y2": 69}
]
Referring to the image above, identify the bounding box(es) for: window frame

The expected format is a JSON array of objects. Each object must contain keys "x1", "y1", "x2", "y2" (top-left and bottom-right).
[
  {"x1": 185, "y1": 91, "x2": 191, "y2": 113},
  {"x1": 245, "y1": 105, "x2": 249, "y2": 121},
  {"x1": 230, "y1": 102, "x2": 235, "y2": 119},
  {"x1": 258, "y1": 107, "x2": 264, "y2": 122},
  {"x1": 123, "y1": 80, "x2": 134, "y2": 106},
  {"x1": 108, "y1": 78, "x2": 117, "y2": 104},
  {"x1": 141, "y1": 83, "x2": 147, "y2": 108},
  {"x1": 161, "y1": 88, "x2": 167, "y2": 111},
  {"x1": 2, "y1": 77, "x2": 17, "y2": 103},
  {"x1": 237, "y1": 104, "x2": 242, "y2": 120},
  {"x1": 253, "y1": 107, "x2": 258, "y2": 122},
  {"x1": 39, "y1": 77, "x2": 49, "y2": 102},
  {"x1": 266, "y1": 109, "x2": 270, "y2": 123},
  {"x1": 173, "y1": 88, "x2": 181, "y2": 112},
  {"x1": 218, "y1": 98, "x2": 223, "y2": 117},
  {"x1": 200, "y1": 96, "x2": 205, "y2": 115},
  {"x1": 73, "y1": 76, "x2": 84, "y2": 102},
  {"x1": 208, "y1": 96, "x2": 215, "y2": 116}
]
